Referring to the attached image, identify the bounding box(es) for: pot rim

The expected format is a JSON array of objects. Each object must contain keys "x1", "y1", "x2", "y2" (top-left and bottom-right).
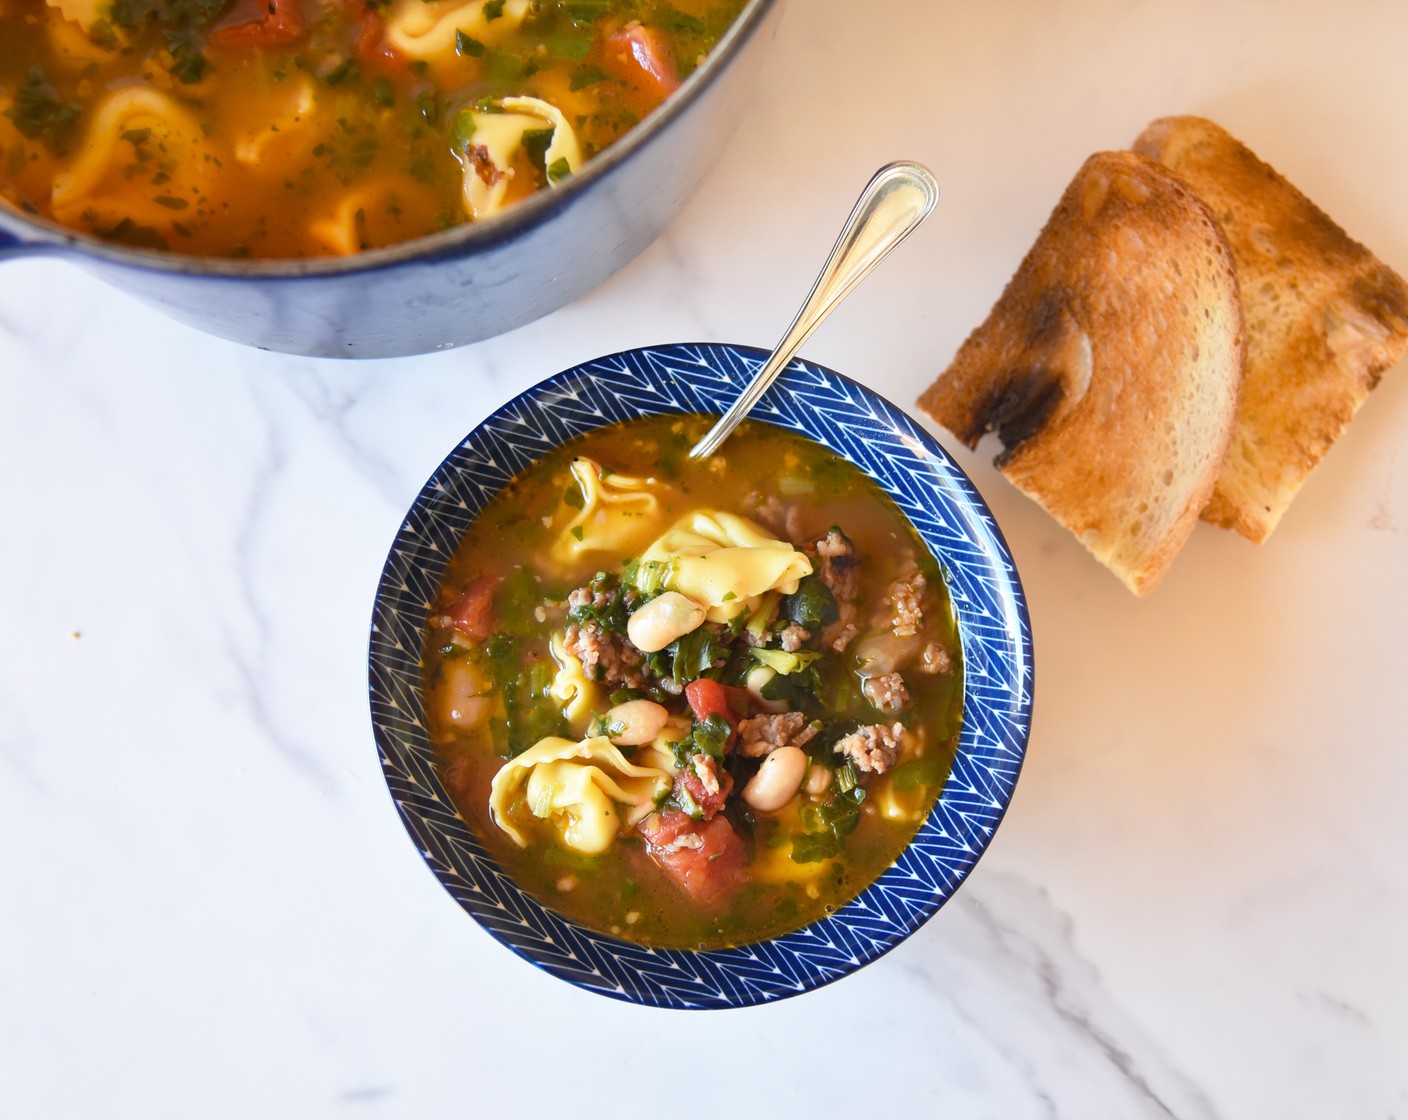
[{"x1": 0, "y1": 0, "x2": 781, "y2": 279}]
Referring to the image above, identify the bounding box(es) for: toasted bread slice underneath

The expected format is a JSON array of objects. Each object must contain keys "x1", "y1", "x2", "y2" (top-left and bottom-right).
[
  {"x1": 918, "y1": 150, "x2": 1244, "y2": 596},
  {"x1": 1134, "y1": 115, "x2": 1408, "y2": 542}
]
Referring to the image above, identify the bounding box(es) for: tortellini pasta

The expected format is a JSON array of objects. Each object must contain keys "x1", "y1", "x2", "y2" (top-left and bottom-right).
[
  {"x1": 551, "y1": 457, "x2": 667, "y2": 566},
  {"x1": 454, "y1": 96, "x2": 584, "y2": 220},
  {"x1": 306, "y1": 184, "x2": 403, "y2": 257},
  {"x1": 45, "y1": 0, "x2": 103, "y2": 30},
  {"x1": 51, "y1": 86, "x2": 216, "y2": 234},
  {"x1": 382, "y1": 0, "x2": 531, "y2": 60},
  {"x1": 489, "y1": 735, "x2": 672, "y2": 854},
  {"x1": 547, "y1": 630, "x2": 605, "y2": 738},
  {"x1": 233, "y1": 75, "x2": 317, "y2": 167},
  {"x1": 641, "y1": 511, "x2": 814, "y2": 622}
]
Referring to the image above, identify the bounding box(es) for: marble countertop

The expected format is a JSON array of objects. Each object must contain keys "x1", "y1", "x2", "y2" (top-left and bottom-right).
[{"x1": 4, "y1": 0, "x2": 1406, "y2": 1116}]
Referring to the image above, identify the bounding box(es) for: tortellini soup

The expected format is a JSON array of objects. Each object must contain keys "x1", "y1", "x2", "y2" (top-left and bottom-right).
[
  {"x1": 0, "y1": 0, "x2": 745, "y2": 256},
  {"x1": 425, "y1": 415, "x2": 965, "y2": 950}
]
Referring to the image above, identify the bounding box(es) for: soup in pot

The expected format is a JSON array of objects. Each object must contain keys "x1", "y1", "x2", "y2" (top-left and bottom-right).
[{"x1": 0, "y1": 0, "x2": 746, "y2": 257}]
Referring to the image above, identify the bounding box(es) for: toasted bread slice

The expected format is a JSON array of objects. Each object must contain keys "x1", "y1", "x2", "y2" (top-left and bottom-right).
[
  {"x1": 918, "y1": 150, "x2": 1244, "y2": 596},
  {"x1": 1134, "y1": 115, "x2": 1408, "y2": 542}
]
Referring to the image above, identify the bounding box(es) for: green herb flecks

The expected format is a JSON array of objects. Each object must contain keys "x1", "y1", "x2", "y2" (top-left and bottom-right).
[
  {"x1": 3, "y1": 68, "x2": 82, "y2": 154},
  {"x1": 109, "y1": 0, "x2": 233, "y2": 84},
  {"x1": 569, "y1": 64, "x2": 609, "y2": 91},
  {"x1": 99, "y1": 218, "x2": 170, "y2": 250}
]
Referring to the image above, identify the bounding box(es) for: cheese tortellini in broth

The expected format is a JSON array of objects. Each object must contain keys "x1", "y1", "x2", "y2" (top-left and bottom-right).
[
  {"x1": 551, "y1": 457, "x2": 668, "y2": 565},
  {"x1": 382, "y1": 0, "x2": 532, "y2": 60},
  {"x1": 50, "y1": 87, "x2": 217, "y2": 235},
  {"x1": 641, "y1": 512, "x2": 814, "y2": 622},
  {"x1": 489, "y1": 735, "x2": 673, "y2": 854}
]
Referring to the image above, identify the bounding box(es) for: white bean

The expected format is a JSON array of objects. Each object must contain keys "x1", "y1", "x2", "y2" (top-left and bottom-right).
[
  {"x1": 436, "y1": 659, "x2": 496, "y2": 730},
  {"x1": 741, "y1": 745, "x2": 808, "y2": 813},
  {"x1": 804, "y1": 763, "x2": 833, "y2": 797},
  {"x1": 602, "y1": 699, "x2": 670, "y2": 746},
  {"x1": 626, "y1": 591, "x2": 706, "y2": 652},
  {"x1": 743, "y1": 666, "x2": 790, "y2": 714}
]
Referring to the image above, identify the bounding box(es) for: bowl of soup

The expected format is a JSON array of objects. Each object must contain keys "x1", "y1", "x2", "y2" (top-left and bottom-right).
[
  {"x1": 0, "y1": 0, "x2": 780, "y2": 356},
  {"x1": 368, "y1": 342, "x2": 1035, "y2": 1008}
]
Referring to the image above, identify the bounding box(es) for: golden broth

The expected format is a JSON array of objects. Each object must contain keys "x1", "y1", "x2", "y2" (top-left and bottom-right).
[
  {"x1": 423, "y1": 415, "x2": 965, "y2": 950},
  {"x1": 0, "y1": 0, "x2": 745, "y2": 257}
]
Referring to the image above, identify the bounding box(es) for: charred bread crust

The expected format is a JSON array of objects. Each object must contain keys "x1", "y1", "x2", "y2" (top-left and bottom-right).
[{"x1": 919, "y1": 150, "x2": 1245, "y2": 596}]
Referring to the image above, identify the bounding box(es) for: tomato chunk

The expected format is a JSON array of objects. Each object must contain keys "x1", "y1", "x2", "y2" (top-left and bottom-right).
[
  {"x1": 348, "y1": 5, "x2": 418, "y2": 81},
  {"x1": 639, "y1": 810, "x2": 746, "y2": 906},
  {"x1": 210, "y1": 0, "x2": 305, "y2": 49},
  {"x1": 683, "y1": 679, "x2": 749, "y2": 747},
  {"x1": 444, "y1": 575, "x2": 501, "y2": 641},
  {"x1": 600, "y1": 21, "x2": 681, "y2": 100},
  {"x1": 674, "y1": 754, "x2": 732, "y2": 820}
]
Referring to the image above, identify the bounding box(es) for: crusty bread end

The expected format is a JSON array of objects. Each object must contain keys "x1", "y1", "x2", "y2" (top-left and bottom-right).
[
  {"x1": 918, "y1": 150, "x2": 1245, "y2": 595},
  {"x1": 1134, "y1": 115, "x2": 1408, "y2": 542}
]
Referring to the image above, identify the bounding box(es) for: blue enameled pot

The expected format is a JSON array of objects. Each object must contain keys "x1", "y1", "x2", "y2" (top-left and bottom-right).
[{"x1": 0, "y1": 0, "x2": 782, "y2": 359}]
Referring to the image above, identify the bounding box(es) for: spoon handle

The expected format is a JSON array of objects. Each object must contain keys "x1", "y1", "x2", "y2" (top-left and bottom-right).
[{"x1": 688, "y1": 160, "x2": 939, "y2": 460}]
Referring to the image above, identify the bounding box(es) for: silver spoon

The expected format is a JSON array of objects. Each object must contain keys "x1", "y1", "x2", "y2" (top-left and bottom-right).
[{"x1": 688, "y1": 160, "x2": 939, "y2": 459}]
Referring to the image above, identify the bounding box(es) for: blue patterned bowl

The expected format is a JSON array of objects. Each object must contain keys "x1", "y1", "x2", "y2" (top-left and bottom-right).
[{"x1": 369, "y1": 342, "x2": 1034, "y2": 1008}]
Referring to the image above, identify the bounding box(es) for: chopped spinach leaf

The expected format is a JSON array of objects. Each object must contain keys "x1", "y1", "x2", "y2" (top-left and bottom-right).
[
  {"x1": 3, "y1": 68, "x2": 82, "y2": 154},
  {"x1": 621, "y1": 558, "x2": 673, "y2": 597},
  {"x1": 323, "y1": 57, "x2": 361, "y2": 87},
  {"x1": 100, "y1": 218, "x2": 170, "y2": 250},
  {"x1": 485, "y1": 48, "x2": 523, "y2": 81},
  {"x1": 569, "y1": 64, "x2": 609, "y2": 91},
  {"x1": 670, "y1": 712, "x2": 730, "y2": 768},
  {"x1": 890, "y1": 755, "x2": 947, "y2": 793},
  {"x1": 496, "y1": 569, "x2": 542, "y2": 636},
  {"x1": 790, "y1": 786, "x2": 865, "y2": 864},
  {"x1": 519, "y1": 126, "x2": 555, "y2": 174},
  {"x1": 546, "y1": 156, "x2": 572, "y2": 184},
  {"x1": 789, "y1": 830, "x2": 840, "y2": 864},
  {"x1": 109, "y1": 0, "x2": 231, "y2": 28},
  {"x1": 566, "y1": 571, "x2": 630, "y2": 635},
  {"x1": 656, "y1": 5, "x2": 705, "y2": 35},
  {"x1": 483, "y1": 638, "x2": 568, "y2": 755},
  {"x1": 782, "y1": 575, "x2": 838, "y2": 632},
  {"x1": 663, "y1": 624, "x2": 726, "y2": 685},
  {"x1": 448, "y1": 110, "x2": 478, "y2": 153}
]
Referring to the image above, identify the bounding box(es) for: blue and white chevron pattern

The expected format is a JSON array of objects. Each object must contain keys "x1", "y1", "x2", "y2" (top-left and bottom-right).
[{"x1": 368, "y1": 343, "x2": 1035, "y2": 1009}]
